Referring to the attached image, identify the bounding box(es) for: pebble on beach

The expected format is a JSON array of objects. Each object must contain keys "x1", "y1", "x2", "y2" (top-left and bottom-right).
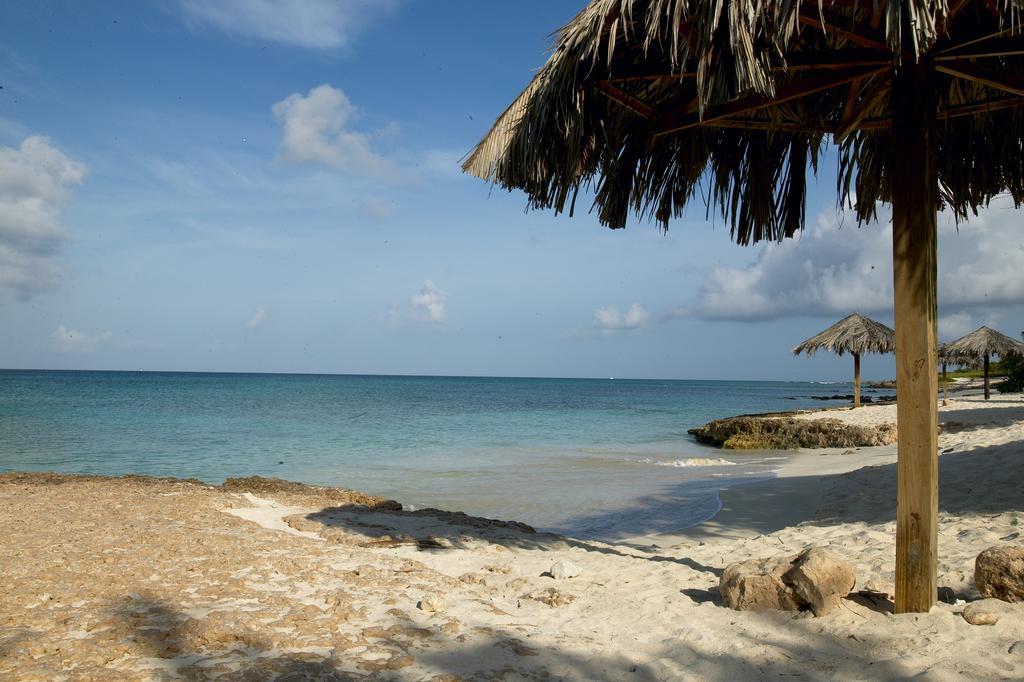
[
  {"x1": 548, "y1": 560, "x2": 582, "y2": 580},
  {"x1": 417, "y1": 594, "x2": 447, "y2": 614},
  {"x1": 962, "y1": 599, "x2": 1012, "y2": 626}
]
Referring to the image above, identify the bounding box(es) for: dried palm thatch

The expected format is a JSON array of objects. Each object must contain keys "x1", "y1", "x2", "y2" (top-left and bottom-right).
[
  {"x1": 939, "y1": 325, "x2": 1024, "y2": 363},
  {"x1": 793, "y1": 313, "x2": 894, "y2": 408},
  {"x1": 464, "y1": 0, "x2": 1024, "y2": 244},
  {"x1": 939, "y1": 326, "x2": 1024, "y2": 399},
  {"x1": 463, "y1": 0, "x2": 1024, "y2": 615},
  {"x1": 793, "y1": 313, "x2": 895, "y2": 357}
]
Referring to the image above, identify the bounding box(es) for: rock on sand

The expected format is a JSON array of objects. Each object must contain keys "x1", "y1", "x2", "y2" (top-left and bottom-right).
[
  {"x1": 720, "y1": 547, "x2": 855, "y2": 617},
  {"x1": 976, "y1": 545, "x2": 1024, "y2": 602}
]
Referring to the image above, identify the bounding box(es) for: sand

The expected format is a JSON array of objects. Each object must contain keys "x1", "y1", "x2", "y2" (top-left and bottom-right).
[{"x1": 2, "y1": 393, "x2": 1024, "y2": 680}]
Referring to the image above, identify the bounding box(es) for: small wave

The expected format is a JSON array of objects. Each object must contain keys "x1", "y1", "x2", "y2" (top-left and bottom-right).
[{"x1": 633, "y1": 456, "x2": 737, "y2": 468}]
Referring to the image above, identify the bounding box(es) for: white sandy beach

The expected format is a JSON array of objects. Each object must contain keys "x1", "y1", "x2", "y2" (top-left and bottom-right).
[{"x1": 2, "y1": 393, "x2": 1023, "y2": 680}]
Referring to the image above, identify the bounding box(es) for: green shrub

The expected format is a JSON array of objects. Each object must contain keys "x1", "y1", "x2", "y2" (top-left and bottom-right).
[{"x1": 996, "y1": 354, "x2": 1024, "y2": 393}]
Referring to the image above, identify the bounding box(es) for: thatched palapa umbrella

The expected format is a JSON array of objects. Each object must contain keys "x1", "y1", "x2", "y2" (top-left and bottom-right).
[
  {"x1": 939, "y1": 326, "x2": 1024, "y2": 399},
  {"x1": 463, "y1": 1, "x2": 1024, "y2": 612},
  {"x1": 793, "y1": 313, "x2": 895, "y2": 407}
]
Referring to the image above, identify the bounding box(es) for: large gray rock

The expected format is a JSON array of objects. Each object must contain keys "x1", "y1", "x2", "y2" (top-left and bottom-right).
[
  {"x1": 785, "y1": 547, "x2": 857, "y2": 616},
  {"x1": 976, "y1": 545, "x2": 1024, "y2": 602},
  {"x1": 720, "y1": 556, "x2": 801, "y2": 612},
  {"x1": 720, "y1": 547, "x2": 856, "y2": 617},
  {"x1": 688, "y1": 417, "x2": 897, "y2": 449}
]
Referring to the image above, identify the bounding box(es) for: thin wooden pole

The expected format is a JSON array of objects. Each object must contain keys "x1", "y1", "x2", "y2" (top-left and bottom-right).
[
  {"x1": 853, "y1": 353, "x2": 862, "y2": 408},
  {"x1": 891, "y1": 58, "x2": 939, "y2": 614},
  {"x1": 984, "y1": 353, "x2": 991, "y2": 400},
  {"x1": 942, "y1": 362, "x2": 948, "y2": 406}
]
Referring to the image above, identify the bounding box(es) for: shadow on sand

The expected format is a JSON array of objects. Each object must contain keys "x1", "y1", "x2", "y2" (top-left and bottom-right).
[
  {"x1": 299, "y1": 501, "x2": 727, "y2": 580},
  {"x1": 290, "y1": 431, "x2": 1021, "y2": 583},
  {"x1": 939, "y1": 401, "x2": 1024, "y2": 432},
  {"x1": 106, "y1": 596, "x2": 361, "y2": 680},
  {"x1": 653, "y1": 438, "x2": 1021, "y2": 541},
  {"x1": 107, "y1": 593, "x2": 925, "y2": 681}
]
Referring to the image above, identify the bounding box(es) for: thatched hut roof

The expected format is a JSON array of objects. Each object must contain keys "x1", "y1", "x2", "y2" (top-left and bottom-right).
[
  {"x1": 464, "y1": 0, "x2": 1024, "y2": 615},
  {"x1": 793, "y1": 313, "x2": 895, "y2": 357},
  {"x1": 464, "y1": 1, "x2": 1024, "y2": 244},
  {"x1": 938, "y1": 326, "x2": 1024, "y2": 363}
]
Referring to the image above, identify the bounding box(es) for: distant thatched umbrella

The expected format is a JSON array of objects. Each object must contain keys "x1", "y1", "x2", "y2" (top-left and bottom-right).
[
  {"x1": 464, "y1": 1, "x2": 1024, "y2": 613},
  {"x1": 793, "y1": 313, "x2": 895, "y2": 408},
  {"x1": 939, "y1": 326, "x2": 1024, "y2": 399}
]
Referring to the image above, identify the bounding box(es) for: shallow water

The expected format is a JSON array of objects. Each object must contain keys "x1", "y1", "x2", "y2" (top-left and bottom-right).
[{"x1": 0, "y1": 370, "x2": 890, "y2": 539}]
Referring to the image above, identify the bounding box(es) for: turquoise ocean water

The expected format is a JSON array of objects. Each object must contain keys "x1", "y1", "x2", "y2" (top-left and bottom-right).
[{"x1": 0, "y1": 370, "x2": 890, "y2": 540}]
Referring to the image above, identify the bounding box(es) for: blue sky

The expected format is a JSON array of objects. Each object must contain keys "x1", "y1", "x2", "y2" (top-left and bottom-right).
[{"x1": 1, "y1": 0, "x2": 1021, "y2": 381}]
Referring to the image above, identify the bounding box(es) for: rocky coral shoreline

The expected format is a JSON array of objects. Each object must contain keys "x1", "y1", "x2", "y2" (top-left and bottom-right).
[
  {"x1": 688, "y1": 413, "x2": 897, "y2": 449},
  {"x1": 0, "y1": 472, "x2": 559, "y2": 680},
  {"x1": 0, "y1": 471, "x2": 403, "y2": 510}
]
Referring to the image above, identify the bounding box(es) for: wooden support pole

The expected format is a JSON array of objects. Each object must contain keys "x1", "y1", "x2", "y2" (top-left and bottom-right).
[
  {"x1": 942, "y1": 363, "x2": 948, "y2": 406},
  {"x1": 984, "y1": 354, "x2": 991, "y2": 400},
  {"x1": 853, "y1": 353, "x2": 862, "y2": 408},
  {"x1": 891, "y1": 59, "x2": 939, "y2": 614}
]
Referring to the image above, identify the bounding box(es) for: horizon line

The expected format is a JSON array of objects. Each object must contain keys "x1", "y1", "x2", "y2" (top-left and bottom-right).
[{"x1": 0, "y1": 367, "x2": 878, "y2": 384}]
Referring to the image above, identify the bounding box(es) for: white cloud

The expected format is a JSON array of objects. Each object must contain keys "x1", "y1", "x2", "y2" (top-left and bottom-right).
[
  {"x1": 939, "y1": 201, "x2": 1024, "y2": 308},
  {"x1": 362, "y1": 195, "x2": 395, "y2": 219},
  {"x1": 50, "y1": 325, "x2": 111, "y2": 353},
  {"x1": 417, "y1": 149, "x2": 465, "y2": 178},
  {"x1": 0, "y1": 136, "x2": 86, "y2": 300},
  {"x1": 272, "y1": 84, "x2": 398, "y2": 178},
  {"x1": 409, "y1": 280, "x2": 447, "y2": 324},
  {"x1": 247, "y1": 307, "x2": 268, "y2": 330},
  {"x1": 688, "y1": 198, "x2": 1024, "y2": 322},
  {"x1": 937, "y1": 310, "x2": 1019, "y2": 343},
  {"x1": 178, "y1": 0, "x2": 397, "y2": 49},
  {"x1": 594, "y1": 303, "x2": 651, "y2": 332},
  {"x1": 938, "y1": 312, "x2": 976, "y2": 340}
]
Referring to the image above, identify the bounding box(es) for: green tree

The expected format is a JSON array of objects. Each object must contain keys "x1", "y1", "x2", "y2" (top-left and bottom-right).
[{"x1": 996, "y1": 355, "x2": 1024, "y2": 393}]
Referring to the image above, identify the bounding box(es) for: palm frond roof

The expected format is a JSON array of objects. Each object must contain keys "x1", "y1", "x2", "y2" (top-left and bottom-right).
[
  {"x1": 793, "y1": 312, "x2": 896, "y2": 357},
  {"x1": 939, "y1": 325, "x2": 1024, "y2": 361},
  {"x1": 464, "y1": 0, "x2": 1024, "y2": 244}
]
